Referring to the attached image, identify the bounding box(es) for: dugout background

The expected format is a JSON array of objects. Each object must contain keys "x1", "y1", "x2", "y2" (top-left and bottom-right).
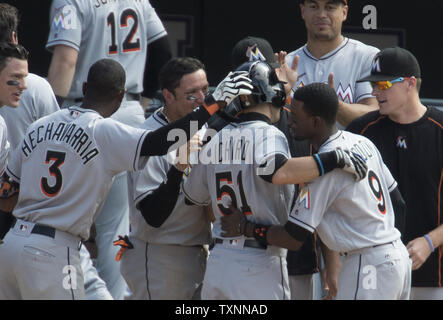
[{"x1": 3, "y1": 0, "x2": 442, "y2": 100}]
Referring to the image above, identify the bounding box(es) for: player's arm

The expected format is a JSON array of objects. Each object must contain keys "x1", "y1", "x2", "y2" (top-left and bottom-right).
[
  {"x1": 407, "y1": 223, "x2": 443, "y2": 271},
  {"x1": 141, "y1": 36, "x2": 172, "y2": 110},
  {"x1": 336, "y1": 97, "x2": 379, "y2": 128},
  {"x1": 319, "y1": 240, "x2": 341, "y2": 300},
  {"x1": 140, "y1": 71, "x2": 253, "y2": 157},
  {"x1": 47, "y1": 45, "x2": 78, "y2": 106},
  {"x1": 272, "y1": 147, "x2": 368, "y2": 185},
  {"x1": 0, "y1": 172, "x2": 20, "y2": 239}
]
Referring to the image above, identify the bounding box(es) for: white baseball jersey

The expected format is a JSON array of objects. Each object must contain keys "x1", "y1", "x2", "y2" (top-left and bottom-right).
[
  {"x1": 0, "y1": 115, "x2": 10, "y2": 174},
  {"x1": 128, "y1": 109, "x2": 212, "y2": 246},
  {"x1": 6, "y1": 106, "x2": 149, "y2": 240},
  {"x1": 46, "y1": 0, "x2": 167, "y2": 99},
  {"x1": 0, "y1": 73, "x2": 59, "y2": 149},
  {"x1": 288, "y1": 130, "x2": 401, "y2": 253},
  {"x1": 183, "y1": 118, "x2": 295, "y2": 240},
  {"x1": 287, "y1": 37, "x2": 379, "y2": 105}
]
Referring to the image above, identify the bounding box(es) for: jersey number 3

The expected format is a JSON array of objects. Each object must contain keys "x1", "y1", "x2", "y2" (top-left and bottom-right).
[
  {"x1": 107, "y1": 9, "x2": 141, "y2": 55},
  {"x1": 41, "y1": 150, "x2": 65, "y2": 198}
]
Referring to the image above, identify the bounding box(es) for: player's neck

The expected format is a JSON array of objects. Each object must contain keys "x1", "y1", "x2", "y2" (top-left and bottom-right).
[
  {"x1": 388, "y1": 98, "x2": 427, "y2": 124},
  {"x1": 312, "y1": 126, "x2": 338, "y2": 150},
  {"x1": 306, "y1": 35, "x2": 344, "y2": 59}
]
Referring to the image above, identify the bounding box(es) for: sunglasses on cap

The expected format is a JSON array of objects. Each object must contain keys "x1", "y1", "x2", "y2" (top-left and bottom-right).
[{"x1": 370, "y1": 77, "x2": 410, "y2": 90}]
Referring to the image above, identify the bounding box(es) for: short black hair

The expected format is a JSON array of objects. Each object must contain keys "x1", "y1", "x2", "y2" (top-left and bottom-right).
[
  {"x1": 0, "y1": 42, "x2": 28, "y2": 72},
  {"x1": 0, "y1": 3, "x2": 19, "y2": 43},
  {"x1": 85, "y1": 59, "x2": 125, "y2": 102},
  {"x1": 293, "y1": 82, "x2": 338, "y2": 125},
  {"x1": 159, "y1": 57, "x2": 205, "y2": 94}
]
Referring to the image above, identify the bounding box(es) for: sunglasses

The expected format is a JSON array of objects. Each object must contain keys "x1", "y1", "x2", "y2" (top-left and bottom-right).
[{"x1": 370, "y1": 77, "x2": 410, "y2": 90}]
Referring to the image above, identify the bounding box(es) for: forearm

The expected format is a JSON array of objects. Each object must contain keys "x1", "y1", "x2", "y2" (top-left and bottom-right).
[
  {"x1": 137, "y1": 166, "x2": 183, "y2": 228},
  {"x1": 264, "y1": 225, "x2": 303, "y2": 251},
  {"x1": 47, "y1": 45, "x2": 78, "y2": 97},
  {"x1": 272, "y1": 156, "x2": 319, "y2": 185},
  {"x1": 320, "y1": 240, "x2": 341, "y2": 272},
  {"x1": 428, "y1": 224, "x2": 443, "y2": 250},
  {"x1": 336, "y1": 98, "x2": 379, "y2": 127},
  {"x1": 141, "y1": 104, "x2": 219, "y2": 157}
]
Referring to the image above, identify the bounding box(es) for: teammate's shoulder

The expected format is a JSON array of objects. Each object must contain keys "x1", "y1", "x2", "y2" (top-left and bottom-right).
[
  {"x1": 142, "y1": 109, "x2": 165, "y2": 131},
  {"x1": 346, "y1": 110, "x2": 386, "y2": 133},
  {"x1": 346, "y1": 38, "x2": 380, "y2": 55},
  {"x1": 24, "y1": 73, "x2": 53, "y2": 90},
  {"x1": 426, "y1": 106, "x2": 443, "y2": 126},
  {"x1": 287, "y1": 45, "x2": 306, "y2": 59}
]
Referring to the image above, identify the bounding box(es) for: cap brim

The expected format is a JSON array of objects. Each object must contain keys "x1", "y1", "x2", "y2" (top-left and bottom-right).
[{"x1": 357, "y1": 74, "x2": 398, "y2": 83}]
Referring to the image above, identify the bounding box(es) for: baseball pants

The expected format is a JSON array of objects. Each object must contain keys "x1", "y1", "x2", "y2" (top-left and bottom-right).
[
  {"x1": 336, "y1": 239, "x2": 411, "y2": 300},
  {"x1": 289, "y1": 272, "x2": 324, "y2": 300},
  {"x1": 202, "y1": 242, "x2": 290, "y2": 300},
  {"x1": 0, "y1": 219, "x2": 84, "y2": 300},
  {"x1": 120, "y1": 237, "x2": 207, "y2": 300}
]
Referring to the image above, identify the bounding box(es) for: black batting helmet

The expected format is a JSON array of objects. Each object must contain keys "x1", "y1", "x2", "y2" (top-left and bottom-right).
[{"x1": 227, "y1": 61, "x2": 286, "y2": 115}]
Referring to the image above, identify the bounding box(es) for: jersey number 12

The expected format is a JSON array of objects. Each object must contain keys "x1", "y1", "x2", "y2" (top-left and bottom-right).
[{"x1": 107, "y1": 9, "x2": 141, "y2": 55}]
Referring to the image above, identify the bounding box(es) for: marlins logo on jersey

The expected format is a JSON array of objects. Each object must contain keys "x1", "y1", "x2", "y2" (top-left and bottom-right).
[
  {"x1": 52, "y1": 5, "x2": 77, "y2": 30},
  {"x1": 297, "y1": 187, "x2": 310, "y2": 210},
  {"x1": 336, "y1": 83, "x2": 354, "y2": 103}
]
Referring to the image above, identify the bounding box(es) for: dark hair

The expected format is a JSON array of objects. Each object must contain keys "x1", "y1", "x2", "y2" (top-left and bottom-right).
[
  {"x1": 159, "y1": 57, "x2": 205, "y2": 94},
  {"x1": 0, "y1": 3, "x2": 19, "y2": 43},
  {"x1": 85, "y1": 59, "x2": 126, "y2": 102},
  {"x1": 293, "y1": 82, "x2": 338, "y2": 125},
  {"x1": 0, "y1": 42, "x2": 29, "y2": 72}
]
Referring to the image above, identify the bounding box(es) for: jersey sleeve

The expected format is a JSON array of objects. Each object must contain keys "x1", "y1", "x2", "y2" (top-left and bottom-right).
[
  {"x1": 181, "y1": 163, "x2": 210, "y2": 206},
  {"x1": 255, "y1": 128, "x2": 290, "y2": 177},
  {"x1": 33, "y1": 76, "x2": 60, "y2": 118},
  {"x1": 5, "y1": 137, "x2": 22, "y2": 184},
  {"x1": 46, "y1": 0, "x2": 83, "y2": 51},
  {"x1": 354, "y1": 46, "x2": 379, "y2": 102},
  {"x1": 133, "y1": 155, "x2": 170, "y2": 207},
  {"x1": 145, "y1": 1, "x2": 168, "y2": 45},
  {"x1": 0, "y1": 117, "x2": 9, "y2": 174},
  {"x1": 94, "y1": 118, "x2": 149, "y2": 173}
]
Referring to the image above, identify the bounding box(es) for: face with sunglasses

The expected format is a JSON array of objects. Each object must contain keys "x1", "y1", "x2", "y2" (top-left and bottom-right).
[{"x1": 370, "y1": 76, "x2": 416, "y2": 116}]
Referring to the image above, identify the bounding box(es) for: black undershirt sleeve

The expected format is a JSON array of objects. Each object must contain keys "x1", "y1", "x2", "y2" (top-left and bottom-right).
[
  {"x1": 142, "y1": 36, "x2": 172, "y2": 99},
  {"x1": 284, "y1": 220, "x2": 311, "y2": 243},
  {"x1": 390, "y1": 186, "x2": 406, "y2": 236},
  {"x1": 136, "y1": 166, "x2": 183, "y2": 228},
  {"x1": 140, "y1": 106, "x2": 212, "y2": 157},
  {"x1": 0, "y1": 210, "x2": 13, "y2": 239},
  {"x1": 258, "y1": 153, "x2": 288, "y2": 183}
]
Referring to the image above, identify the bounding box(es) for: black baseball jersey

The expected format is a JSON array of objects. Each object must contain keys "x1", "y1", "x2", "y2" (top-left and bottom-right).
[{"x1": 347, "y1": 106, "x2": 443, "y2": 287}]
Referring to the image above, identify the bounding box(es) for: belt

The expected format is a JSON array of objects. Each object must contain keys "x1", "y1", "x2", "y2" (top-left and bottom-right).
[
  {"x1": 11, "y1": 217, "x2": 56, "y2": 238},
  {"x1": 340, "y1": 241, "x2": 395, "y2": 257},
  {"x1": 214, "y1": 238, "x2": 267, "y2": 250},
  {"x1": 74, "y1": 92, "x2": 141, "y2": 103}
]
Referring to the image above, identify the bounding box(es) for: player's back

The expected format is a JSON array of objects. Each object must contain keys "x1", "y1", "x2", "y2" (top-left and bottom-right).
[
  {"x1": 6, "y1": 106, "x2": 148, "y2": 240},
  {"x1": 314, "y1": 130, "x2": 401, "y2": 252},
  {"x1": 47, "y1": 0, "x2": 167, "y2": 99},
  {"x1": 199, "y1": 120, "x2": 294, "y2": 239}
]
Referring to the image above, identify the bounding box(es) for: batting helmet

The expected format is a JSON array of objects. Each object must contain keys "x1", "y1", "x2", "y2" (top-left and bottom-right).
[{"x1": 226, "y1": 61, "x2": 286, "y2": 115}]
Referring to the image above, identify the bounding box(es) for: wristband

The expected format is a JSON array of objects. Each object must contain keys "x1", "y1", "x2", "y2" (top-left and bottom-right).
[
  {"x1": 251, "y1": 223, "x2": 270, "y2": 247},
  {"x1": 203, "y1": 95, "x2": 219, "y2": 116},
  {"x1": 424, "y1": 234, "x2": 435, "y2": 253}
]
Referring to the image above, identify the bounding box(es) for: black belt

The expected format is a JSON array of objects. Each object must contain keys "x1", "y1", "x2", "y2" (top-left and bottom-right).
[
  {"x1": 74, "y1": 92, "x2": 141, "y2": 103},
  {"x1": 11, "y1": 218, "x2": 56, "y2": 238},
  {"x1": 340, "y1": 241, "x2": 394, "y2": 256},
  {"x1": 214, "y1": 238, "x2": 267, "y2": 250}
]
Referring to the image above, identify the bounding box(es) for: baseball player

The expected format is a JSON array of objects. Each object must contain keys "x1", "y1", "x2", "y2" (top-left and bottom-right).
[
  {"x1": 0, "y1": 58, "x2": 253, "y2": 300},
  {"x1": 182, "y1": 61, "x2": 367, "y2": 300},
  {"x1": 120, "y1": 57, "x2": 212, "y2": 300},
  {"x1": 287, "y1": 0, "x2": 379, "y2": 128},
  {"x1": 45, "y1": 0, "x2": 172, "y2": 299},
  {"x1": 223, "y1": 82, "x2": 411, "y2": 300},
  {"x1": 0, "y1": 3, "x2": 112, "y2": 300}
]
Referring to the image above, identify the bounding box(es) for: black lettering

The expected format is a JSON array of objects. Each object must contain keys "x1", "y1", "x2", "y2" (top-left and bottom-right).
[
  {"x1": 44, "y1": 122, "x2": 54, "y2": 141},
  {"x1": 79, "y1": 140, "x2": 92, "y2": 157},
  {"x1": 75, "y1": 132, "x2": 89, "y2": 153},
  {"x1": 28, "y1": 130, "x2": 36, "y2": 150},
  {"x1": 52, "y1": 123, "x2": 65, "y2": 141},
  {"x1": 36, "y1": 125, "x2": 44, "y2": 144},
  {"x1": 70, "y1": 127, "x2": 84, "y2": 149},
  {"x1": 82, "y1": 148, "x2": 99, "y2": 164},
  {"x1": 21, "y1": 139, "x2": 32, "y2": 157},
  {"x1": 62, "y1": 124, "x2": 76, "y2": 144}
]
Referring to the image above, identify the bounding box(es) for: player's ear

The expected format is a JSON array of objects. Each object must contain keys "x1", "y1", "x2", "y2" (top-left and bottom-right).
[
  {"x1": 300, "y1": 3, "x2": 306, "y2": 20},
  {"x1": 342, "y1": 4, "x2": 348, "y2": 22},
  {"x1": 162, "y1": 88, "x2": 175, "y2": 104}
]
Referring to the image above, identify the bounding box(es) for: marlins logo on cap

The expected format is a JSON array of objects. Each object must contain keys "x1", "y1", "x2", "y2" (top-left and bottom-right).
[
  {"x1": 246, "y1": 44, "x2": 267, "y2": 62},
  {"x1": 371, "y1": 57, "x2": 381, "y2": 73}
]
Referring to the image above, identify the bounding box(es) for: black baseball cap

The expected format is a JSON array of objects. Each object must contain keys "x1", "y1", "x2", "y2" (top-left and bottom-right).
[
  {"x1": 231, "y1": 36, "x2": 279, "y2": 69},
  {"x1": 357, "y1": 47, "x2": 421, "y2": 82}
]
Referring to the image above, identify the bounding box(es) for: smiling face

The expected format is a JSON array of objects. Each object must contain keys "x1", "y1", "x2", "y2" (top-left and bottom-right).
[
  {"x1": 301, "y1": 0, "x2": 348, "y2": 42},
  {"x1": 163, "y1": 69, "x2": 209, "y2": 121},
  {"x1": 0, "y1": 57, "x2": 28, "y2": 107}
]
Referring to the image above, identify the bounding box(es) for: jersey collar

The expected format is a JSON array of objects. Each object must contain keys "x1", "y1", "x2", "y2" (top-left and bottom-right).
[
  {"x1": 303, "y1": 37, "x2": 349, "y2": 61},
  {"x1": 320, "y1": 130, "x2": 343, "y2": 149},
  {"x1": 237, "y1": 112, "x2": 272, "y2": 124}
]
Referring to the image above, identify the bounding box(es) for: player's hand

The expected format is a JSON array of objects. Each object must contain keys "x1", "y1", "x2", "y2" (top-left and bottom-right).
[
  {"x1": 335, "y1": 147, "x2": 368, "y2": 181},
  {"x1": 174, "y1": 133, "x2": 202, "y2": 172},
  {"x1": 275, "y1": 52, "x2": 299, "y2": 95},
  {"x1": 209, "y1": 71, "x2": 253, "y2": 108},
  {"x1": 407, "y1": 236, "x2": 432, "y2": 270},
  {"x1": 220, "y1": 205, "x2": 247, "y2": 237}
]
